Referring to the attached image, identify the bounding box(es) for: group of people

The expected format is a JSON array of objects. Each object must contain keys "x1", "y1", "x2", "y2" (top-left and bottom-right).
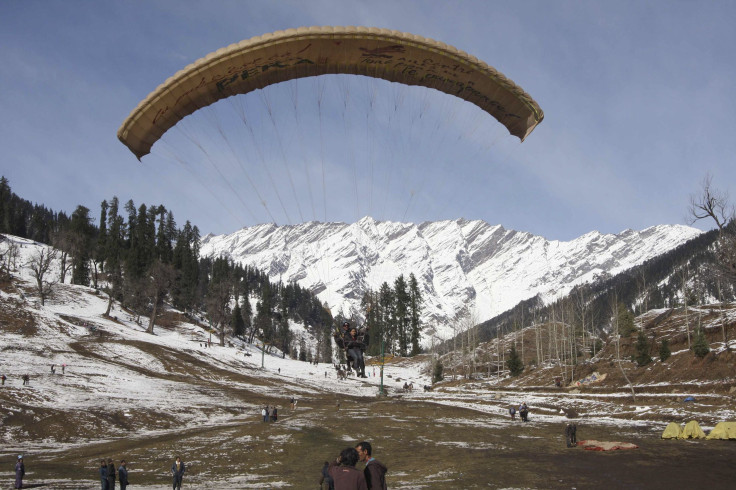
[
  {"x1": 334, "y1": 321, "x2": 369, "y2": 378},
  {"x1": 320, "y1": 441, "x2": 387, "y2": 490},
  {"x1": 97, "y1": 457, "x2": 183, "y2": 490},
  {"x1": 99, "y1": 458, "x2": 128, "y2": 490},
  {"x1": 261, "y1": 405, "x2": 278, "y2": 422},
  {"x1": 508, "y1": 402, "x2": 530, "y2": 422}
]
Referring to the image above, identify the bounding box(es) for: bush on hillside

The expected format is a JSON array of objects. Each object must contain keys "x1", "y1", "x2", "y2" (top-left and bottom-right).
[{"x1": 692, "y1": 329, "x2": 710, "y2": 358}]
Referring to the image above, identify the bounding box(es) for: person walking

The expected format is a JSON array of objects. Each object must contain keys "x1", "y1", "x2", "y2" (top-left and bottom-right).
[
  {"x1": 509, "y1": 406, "x2": 516, "y2": 420},
  {"x1": 99, "y1": 459, "x2": 108, "y2": 490},
  {"x1": 171, "y1": 456, "x2": 185, "y2": 490},
  {"x1": 1, "y1": 374, "x2": 6, "y2": 385},
  {"x1": 106, "y1": 458, "x2": 116, "y2": 490},
  {"x1": 15, "y1": 455, "x2": 25, "y2": 489},
  {"x1": 118, "y1": 460, "x2": 129, "y2": 490},
  {"x1": 356, "y1": 441, "x2": 387, "y2": 490},
  {"x1": 22, "y1": 374, "x2": 29, "y2": 385},
  {"x1": 262, "y1": 406, "x2": 268, "y2": 422}
]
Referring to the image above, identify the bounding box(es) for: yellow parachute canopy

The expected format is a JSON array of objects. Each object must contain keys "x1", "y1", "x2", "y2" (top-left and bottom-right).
[{"x1": 118, "y1": 26, "x2": 544, "y2": 160}]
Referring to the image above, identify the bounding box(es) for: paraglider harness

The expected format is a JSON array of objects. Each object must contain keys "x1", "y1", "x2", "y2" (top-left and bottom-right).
[{"x1": 334, "y1": 322, "x2": 369, "y2": 375}]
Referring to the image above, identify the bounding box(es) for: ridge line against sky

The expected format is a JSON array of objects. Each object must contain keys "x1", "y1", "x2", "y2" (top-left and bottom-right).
[{"x1": 1, "y1": 1, "x2": 734, "y2": 241}]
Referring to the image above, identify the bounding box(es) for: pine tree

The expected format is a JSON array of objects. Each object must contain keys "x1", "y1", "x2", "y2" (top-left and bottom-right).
[
  {"x1": 409, "y1": 273, "x2": 423, "y2": 355},
  {"x1": 618, "y1": 304, "x2": 636, "y2": 337},
  {"x1": 692, "y1": 329, "x2": 710, "y2": 358},
  {"x1": 659, "y1": 339, "x2": 671, "y2": 362},
  {"x1": 506, "y1": 344, "x2": 524, "y2": 376},
  {"x1": 634, "y1": 330, "x2": 651, "y2": 366},
  {"x1": 232, "y1": 301, "x2": 245, "y2": 337},
  {"x1": 69, "y1": 205, "x2": 93, "y2": 286},
  {"x1": 394, "y1": 274, "x2": 410, "y2": 356}
]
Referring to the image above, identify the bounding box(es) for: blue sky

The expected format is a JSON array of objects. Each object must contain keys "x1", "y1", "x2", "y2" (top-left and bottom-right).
[{"x1": 1, "y1": 1, "x2": 735, "y2": 240}]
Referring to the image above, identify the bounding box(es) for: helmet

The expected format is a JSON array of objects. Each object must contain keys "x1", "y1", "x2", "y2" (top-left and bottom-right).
[{"x1": 342, "y1": 321, "x2": 350, "y2": 327}]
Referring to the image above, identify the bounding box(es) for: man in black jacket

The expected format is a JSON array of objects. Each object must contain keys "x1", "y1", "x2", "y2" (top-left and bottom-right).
[
  {"x1": 106, "y1": 459, "x2": 116, "y2": 490},
  {"x1": 356, "y1": 441, "x2": 387, "y2": 490},
  {"x1": 171, "y1": 456, "x2": 185, "y2": 490}
]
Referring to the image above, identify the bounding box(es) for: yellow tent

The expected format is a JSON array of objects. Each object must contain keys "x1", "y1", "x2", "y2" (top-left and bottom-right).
[
  {"x1": 678, "y1": 420, "x2": 706, "y2": 439},
  {"x1": 661, "y1": 422, "x2": 682, "y2": 439},
  {"x1": 706, "y1": 421, "x2": 736, "y2": 440}
]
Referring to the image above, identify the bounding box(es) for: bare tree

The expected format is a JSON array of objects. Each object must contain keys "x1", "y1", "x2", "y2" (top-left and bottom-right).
[
  {"x1": 146, "y1": 261, "x2": 176, "y2": 334},
  {"x1": 28, "y1": 248, "x2": 58, "y2": 306},
  {"x1": 207, "y1": 280, "x2": 233, "y2": 346},
  {"x1": 610, "y1": 291, "x2": 636, "y2": 400},
  {"x1": 688, "y1": 173, "x2": 733, "y2": 232}
]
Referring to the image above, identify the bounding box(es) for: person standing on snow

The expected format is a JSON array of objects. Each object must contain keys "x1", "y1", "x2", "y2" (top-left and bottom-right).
[
  {"x1": 171, "y1": 456, "x2": 186, "y2": 490},
  {"x1": 99, "y1": 459, "x2": 108, "y2": 490},
  {"x1": 356, "y1": 441, "x2": 387, "y2": 490},
  {"x1": 118, "y1": 460, "x2": 129, "y2": 490},
  {"x1": 106, "y1": 458, "x2": 116, "y2": 490},
  {"x1": 15, "y1": 455, "x2": 25, "y2": 489}
]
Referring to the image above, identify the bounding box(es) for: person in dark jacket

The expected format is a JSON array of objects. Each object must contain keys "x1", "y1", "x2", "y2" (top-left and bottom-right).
[
  {"x1": 118, "y1": 460, "x2": 129, "y2": 490},
  {"x1": 106, "y1": 459, "x2": 116, "y2": 490},
  {"x1": 328, "y1": 447, "x2": 367, "y2": 490},
  {"x1": 15, "y1": 455, "x2": 25, "y2": 489},
  {"x1": 356, "y1": 441, "x2": 387, "y2": 490},
  {"x1": 99, "y1": 459, "x2": 108, "y2": 490},
  {"x1": 345, "y1": 328, "x2": 368, "y2": 378},
  {"x1": 319, "y1": 461, "x2": 335, "y2": 490},
  {"x1": 171, "y1": 456, "x2": 186, "y2": 490}
]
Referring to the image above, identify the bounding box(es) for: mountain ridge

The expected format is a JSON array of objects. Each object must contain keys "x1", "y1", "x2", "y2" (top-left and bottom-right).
[{"x1": 200, "y1": 217, "x2": 702, "y2": 341}]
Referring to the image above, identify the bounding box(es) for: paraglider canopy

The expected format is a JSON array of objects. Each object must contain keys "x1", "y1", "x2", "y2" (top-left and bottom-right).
[{"x1": 118, "y1": 26, "x2": 544, "y2": 160}]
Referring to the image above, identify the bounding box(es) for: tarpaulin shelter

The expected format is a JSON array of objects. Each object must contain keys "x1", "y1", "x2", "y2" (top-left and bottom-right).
[
  {"x1": 661, "y1": 422, "x2": 682, "y2": 439},
  {"x1": 705, "y1": 421, "x2": 736, "y2": 440},
  {"x1": 678, "y1": 420, "x2": 706, "y2": 439}
]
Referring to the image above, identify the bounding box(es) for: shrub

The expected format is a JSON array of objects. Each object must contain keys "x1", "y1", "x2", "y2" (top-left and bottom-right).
[
  {"x1": 659, "y1": 339, "x2": 671, "y2": 362},
  {"x1": 635, "y1": 330, "x2": 651, "y2": 367},
  {"x1": 506, "y1": 345, "x2": 524, "y2": 377},
  {"x1": 692, "y1": 329, "x2": 710, "y2": 358}
]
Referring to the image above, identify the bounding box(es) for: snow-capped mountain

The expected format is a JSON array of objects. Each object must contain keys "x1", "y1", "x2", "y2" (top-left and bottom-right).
[{"x1": 200, "y1": 217, "x2": 702, "y2": 340}]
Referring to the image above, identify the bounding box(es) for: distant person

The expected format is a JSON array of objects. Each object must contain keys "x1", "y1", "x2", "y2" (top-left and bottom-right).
[
  {"x1": 118, "y1": 460, "x2": 129, "y2": 490},
  {"x1": 565, "y1": 423, "x2": 578, "y2": 448},
  {"x1": 272, "y1": 407, "x2": 278, "y2": 422},
  {"x1": 519, "y1": 402, "x2": 529, "y2": 422},
  {"x1": 62, "y1": 363, "x2": 66, "y2": 374},
  {"x1": 100, "y1": 459, "x2": 108, "y2": 490},
  {"x1": 51, "y1": 364, "x2": 55, "y2": 374},
  {"x1": 262, "y1": 407, "x2": 268, "y2": 422},
  {"x1": 15, "y1": 455, "x2": 25, "y2": 489},
  {"x1": 1, "y1": 374, "x2": 6, "y2": 385},
  {"x1": 509, "y1": 406, "x2": 516, "y2": 420},
  {"x1": 22, "y1": 374, "x2": 29, "y2": 385},
  {"x1": 356, "y1": 441, "x2": 387, "y2": 490},
  {"x1": 328, "y1": 447, "x2": 367, "y2": 490},
  {"x1": 171, "y1": 456, "x2": 186, "y2": 490},
  {"x1": 106, "y1": 458, "x2": 116, "y2": 490}
]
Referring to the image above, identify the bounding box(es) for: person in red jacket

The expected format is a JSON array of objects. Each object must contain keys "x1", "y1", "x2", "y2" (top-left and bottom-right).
[
  {"x1": 356, "y1": 441, "x2": 387, "y2": 490},
  {"x1": 328, "y1": 447, "x2": 367, "y2": 490}
]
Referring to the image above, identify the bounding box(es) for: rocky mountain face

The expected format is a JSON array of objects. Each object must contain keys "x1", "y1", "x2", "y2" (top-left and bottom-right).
[{"x1": 200, "y1": 217, "x2": 702, "y2": 341}]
